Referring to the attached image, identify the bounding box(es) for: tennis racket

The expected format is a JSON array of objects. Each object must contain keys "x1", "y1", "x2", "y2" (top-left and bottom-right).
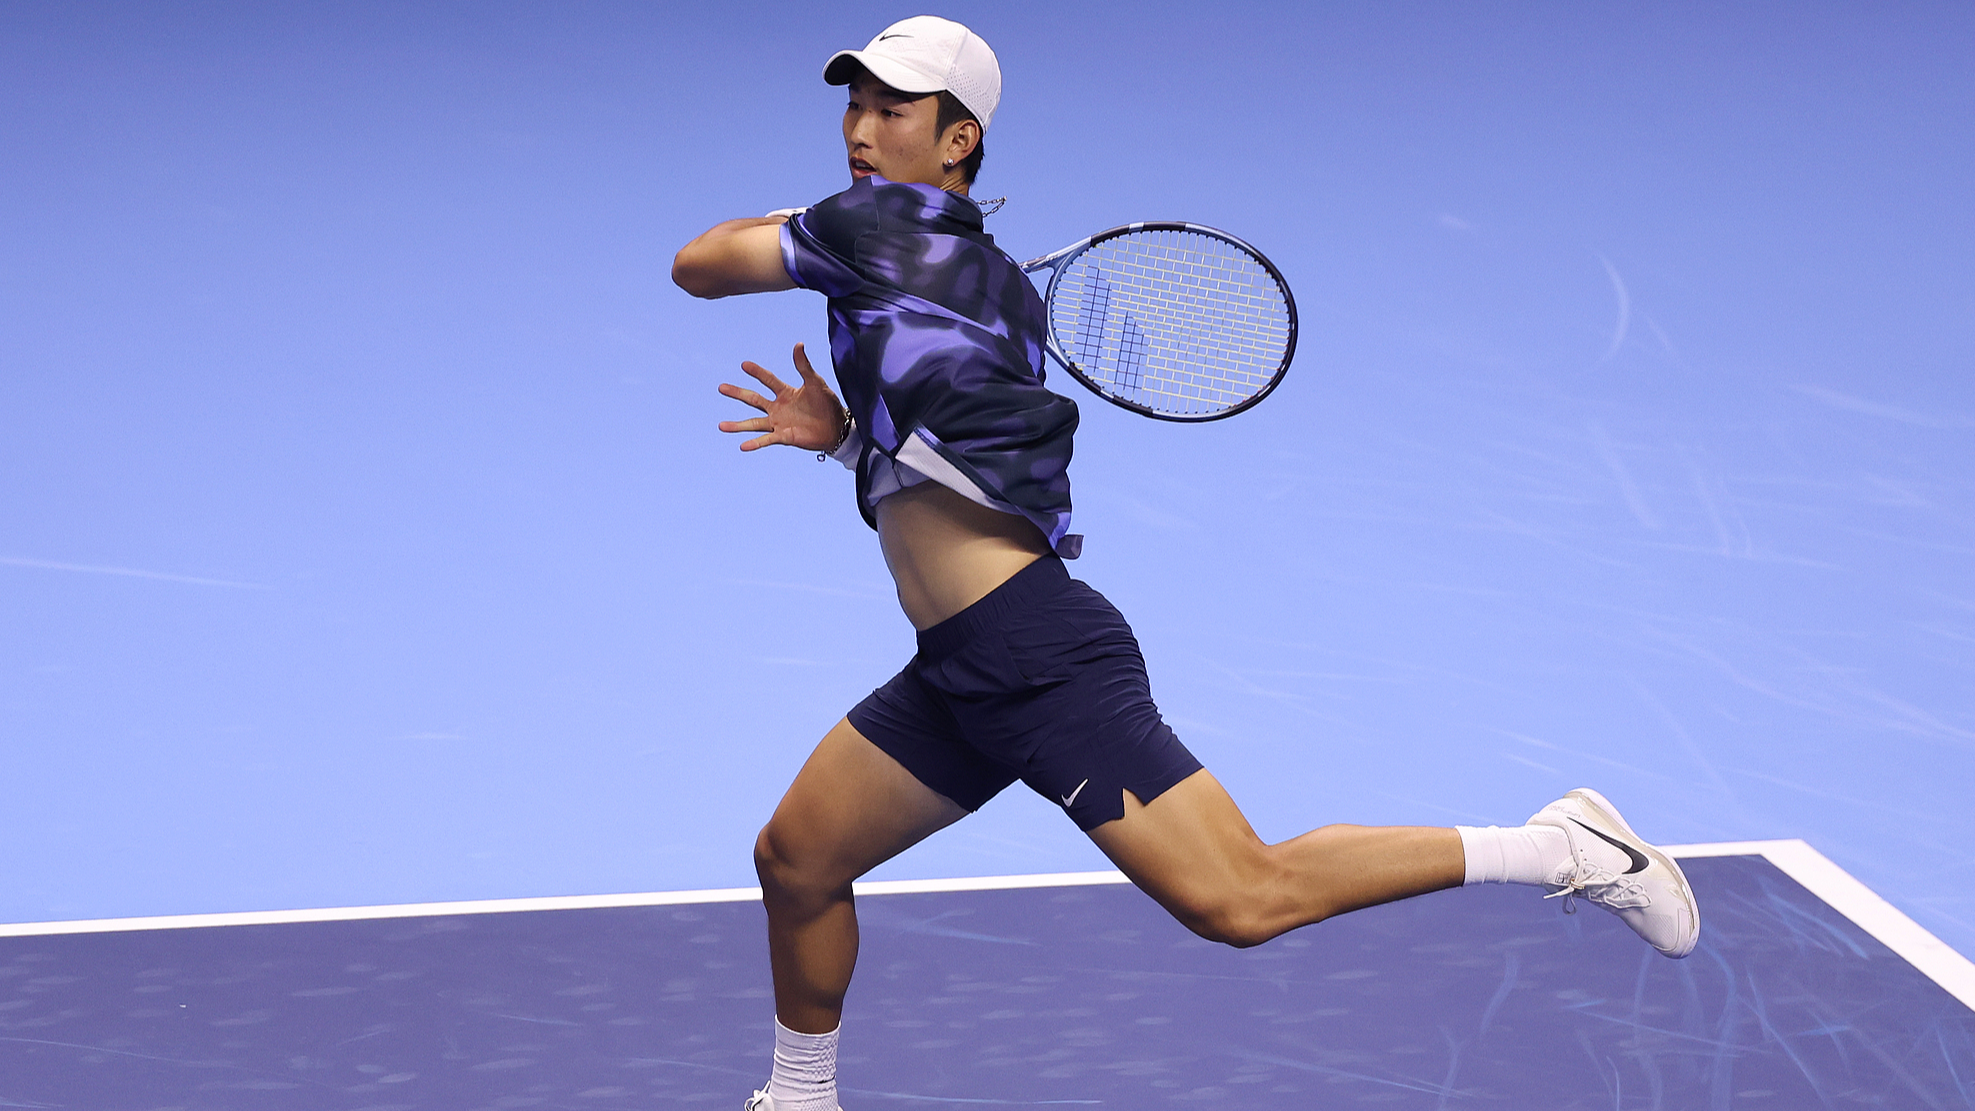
[{"x1": 1021, "y1": 222, "x2": 1297, "y2": 422}]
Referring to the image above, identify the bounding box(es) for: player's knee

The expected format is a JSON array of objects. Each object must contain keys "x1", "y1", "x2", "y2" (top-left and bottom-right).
[
  {"x1": 1169, "y1": 890, "x2": 1281, "y2": 949},
  {"x1": 752, "y1": 825, "x2": 801, "y2": 896},
  {"x1": 1199, "y1": 907, "x2": 1280, "y2": 949},
  {"x1": 1164, "y1": 849, "x2": 1327, "y2": 948},
  {"x1": 753, "y1": 823, "x2": 841, "y2": 908}
]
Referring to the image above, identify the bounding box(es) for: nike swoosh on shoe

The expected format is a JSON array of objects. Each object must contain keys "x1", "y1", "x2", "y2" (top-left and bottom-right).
[{"x1": 1568, "y1": 816, "x2": 1652, "y2": 874}]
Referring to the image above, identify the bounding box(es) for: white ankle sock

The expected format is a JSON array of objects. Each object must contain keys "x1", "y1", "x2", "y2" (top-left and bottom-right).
[
  {"x1": 768, "y1": 1018, "x2": 839, "y2": 1111},
  {"x1": 1456, "y1": 824, "x2": 1572, "y2": 886}
]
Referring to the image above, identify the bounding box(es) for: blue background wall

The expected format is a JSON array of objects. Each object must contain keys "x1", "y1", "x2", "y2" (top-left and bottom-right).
[{"x1": 3, "y1": 2, "x2": 1970, "y2": 959}]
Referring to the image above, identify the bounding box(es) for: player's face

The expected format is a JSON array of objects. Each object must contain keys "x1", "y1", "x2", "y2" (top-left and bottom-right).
[{"x1": 843, "y1": 74, "x2": 948, "y2": 186}]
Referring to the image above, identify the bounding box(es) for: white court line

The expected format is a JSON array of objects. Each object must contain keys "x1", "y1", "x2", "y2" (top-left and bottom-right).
[
  {"x1": 0, "y1": 886, "x2": 763, "y2": 937},
  {"x1": 0, "y1": 871, "x2": 1128, "y2": 940},
  {"x1": 1662, "y1": 839, "x2": 1975, "y2": 1011},
  {"x1": 3, "y1": 843, "x2": 1967, "y2": 1011}
]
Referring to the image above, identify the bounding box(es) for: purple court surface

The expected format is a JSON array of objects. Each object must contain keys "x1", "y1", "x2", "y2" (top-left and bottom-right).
[{"x1": 4, "y1": 843, "x2": 1972, "y2": 1109}]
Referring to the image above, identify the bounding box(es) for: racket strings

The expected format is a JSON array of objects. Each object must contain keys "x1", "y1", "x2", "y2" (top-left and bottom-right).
[
  {"x1": 1050, "y1": 229, "x2": 1292, "y2": 417},
  {"x1": 1074, "y1": 273, "x2": 1150, "y2": 394}
]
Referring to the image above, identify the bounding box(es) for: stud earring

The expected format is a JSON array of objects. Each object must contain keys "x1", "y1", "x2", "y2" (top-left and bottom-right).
[{"x1": 943, "y1": 160, "x2": 954, "y2": 168}]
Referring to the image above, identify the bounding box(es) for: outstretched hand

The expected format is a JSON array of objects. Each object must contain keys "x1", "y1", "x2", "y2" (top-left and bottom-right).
[{"x1": 717, "y1": 342, "x2": 848, "y2": 453}]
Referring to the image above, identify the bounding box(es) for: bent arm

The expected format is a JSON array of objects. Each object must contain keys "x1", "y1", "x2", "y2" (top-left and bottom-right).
[{"x1": 672, "y1": 217, "x2": 796, "y2": 299}]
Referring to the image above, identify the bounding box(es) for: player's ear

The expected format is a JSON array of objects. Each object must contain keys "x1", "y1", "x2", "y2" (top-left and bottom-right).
[{"x1": 943, "y1": 118, "x2": 981, "y2": 166}]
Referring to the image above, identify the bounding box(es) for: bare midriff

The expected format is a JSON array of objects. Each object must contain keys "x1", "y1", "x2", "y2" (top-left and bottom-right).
[{"x1": 875, "y1": 482, "x2": 1052, "y2": 631}]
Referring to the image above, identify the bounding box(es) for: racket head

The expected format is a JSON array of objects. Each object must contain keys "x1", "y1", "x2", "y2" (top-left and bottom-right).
[{"x1": 1032, "y1": 222, "x2": 1297, "y2": 422}]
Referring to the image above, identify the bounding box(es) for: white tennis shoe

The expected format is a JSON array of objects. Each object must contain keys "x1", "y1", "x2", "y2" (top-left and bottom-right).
[
  {"x1": 1527, "y1": 788, "x2": 1700, "y2": 959},
  {"x1": 744, "y1": 1089, "x2": 841, "y2": 1111}
]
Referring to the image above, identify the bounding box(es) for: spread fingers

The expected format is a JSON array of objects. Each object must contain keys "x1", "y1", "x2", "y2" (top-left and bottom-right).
[
  {"x1": 718, "y1": 381, "x2": 771, "y2": 411},
  {"x1": 738, "y1": 360, "x2": 792, "y2": 396}
]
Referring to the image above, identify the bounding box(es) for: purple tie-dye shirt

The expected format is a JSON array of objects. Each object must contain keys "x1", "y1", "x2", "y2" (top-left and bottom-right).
[{"x1": 779, "y1": 175, "x2": 1082, "y2": 558}]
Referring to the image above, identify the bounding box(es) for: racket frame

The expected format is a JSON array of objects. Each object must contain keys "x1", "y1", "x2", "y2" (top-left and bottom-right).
[{"x1": 1021, "y1": 221, "x2": 1298, "y2": 422}]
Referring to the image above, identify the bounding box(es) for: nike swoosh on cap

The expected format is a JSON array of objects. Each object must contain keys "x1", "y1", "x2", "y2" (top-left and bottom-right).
[
  {"x1": 1570, "y1": 817, "x2": 1652, "y2": 875},
  {"x1": 878, "y1": 33, "x2": 910, "y2": 40}
]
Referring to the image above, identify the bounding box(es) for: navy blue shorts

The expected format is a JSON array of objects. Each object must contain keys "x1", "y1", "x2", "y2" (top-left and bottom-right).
[{"x1": 847, "y1": 555, "x2": 1202, "y2": 831}]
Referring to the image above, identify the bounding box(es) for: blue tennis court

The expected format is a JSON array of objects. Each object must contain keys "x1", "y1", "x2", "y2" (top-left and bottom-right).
[{"x1": 4, "y1": 3, "x2": 1971, "y2": 1108}]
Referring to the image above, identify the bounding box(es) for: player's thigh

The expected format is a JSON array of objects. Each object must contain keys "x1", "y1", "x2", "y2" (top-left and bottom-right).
[
  {"x1": 1085, "y1": 769, "x2": 1271, "y2": 927},
  {"x1": 757, "y1": 717, "x2": 968, "y2": 894}
]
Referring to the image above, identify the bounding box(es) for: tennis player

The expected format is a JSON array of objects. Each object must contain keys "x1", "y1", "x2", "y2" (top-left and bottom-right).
[{"x1": 672, "y1": 17, "x2": 1700, "y2": 1111}]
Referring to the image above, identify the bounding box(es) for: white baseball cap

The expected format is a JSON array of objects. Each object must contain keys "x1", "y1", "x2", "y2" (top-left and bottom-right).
[{"x1": 823, "y1": 16, "x2": 1001, "y2": 131}]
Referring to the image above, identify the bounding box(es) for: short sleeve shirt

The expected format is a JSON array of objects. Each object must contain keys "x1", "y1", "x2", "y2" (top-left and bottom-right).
[{"x1": 780, "y1": 175, "x2": 1082, "y2": 559}]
